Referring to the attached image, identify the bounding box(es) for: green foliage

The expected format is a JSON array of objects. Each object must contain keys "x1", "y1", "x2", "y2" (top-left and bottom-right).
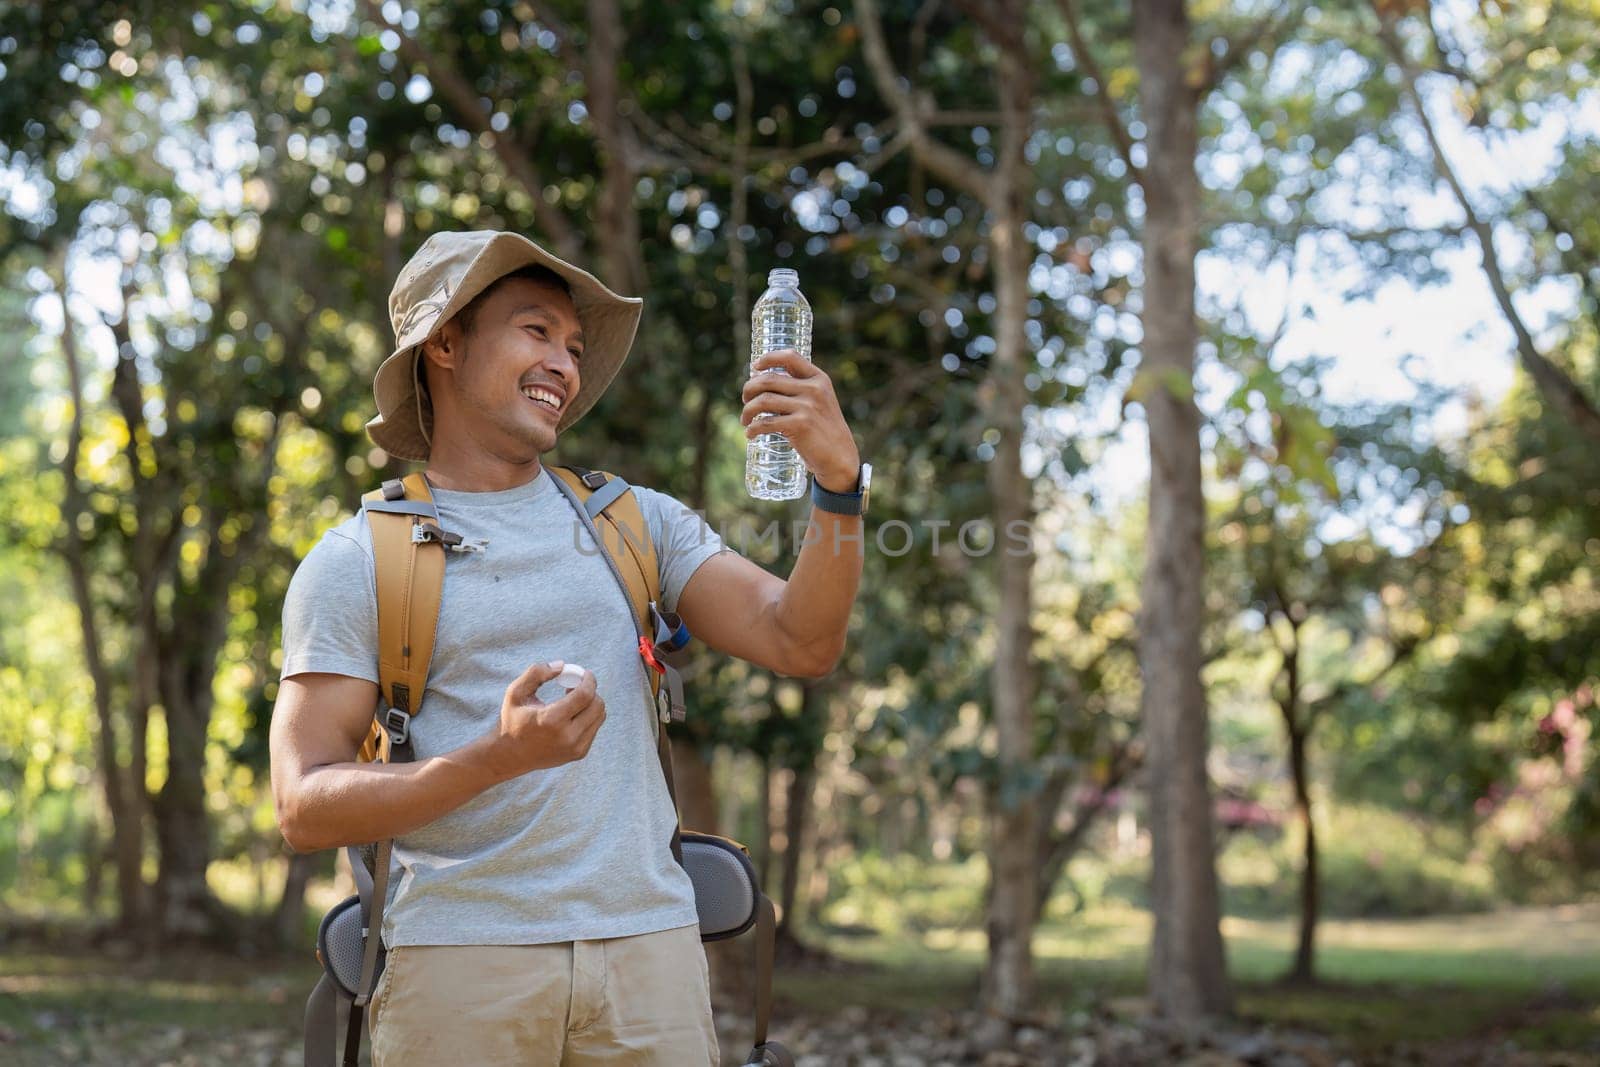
[
  {"x1": 1221, "y1": 806, "x2": 1498, "y2": 919},
  {"x1": 0, "y1": 538, "x2": 98, "y2": 916},
  {"x1": 817, "y1": 850, "x2": 986, "y2": 936}
]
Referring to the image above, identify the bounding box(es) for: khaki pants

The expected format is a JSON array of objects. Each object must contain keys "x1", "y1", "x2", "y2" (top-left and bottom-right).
[{"x1": 368, "y1": 923, "x2": 719, "y2": 1066}]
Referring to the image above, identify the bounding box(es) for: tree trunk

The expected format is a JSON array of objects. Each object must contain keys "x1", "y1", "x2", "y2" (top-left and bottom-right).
[
  {"x1": 978, "y1": 62, "x2": 1040, "y2": 1023},
  {"x1": 152, "y1": 685, "x2": 217, "y2": 940},
  {"x1": 584, "y1": 0, "x2": 646, "y2": 302},
  {"x1": 672, "y1": 735, "x2": 719, "y2": 835},
  {"x1": 668, "y1": 734, "x2": 745, "y2": 1009},
  {"x1": 1286, "y1": 717, "x2": 1317, "y2": 982},
  {"x1": 65, "y1": 547, "x2": 148, "y2": 932},
  {"x1": 82, "y1": 817, "x2": 103, "y2": 917},
  {"x1": 756, "y1": 752, "x2": 774, "y2": 889},
  {"x1": 274, "y1": 850, "x2": 323, "y2": 947},
  {"x1": 850, "y1": 5, "x2": 1042, "y2": 1022},
  {"x1": 1134, "y1": 0, "x2": 1232, "y2": 1020},
  {"x1": 147, "y1": 416, "x2": 280, "y2": 941},
  {"x1": 778, "y1": 760, "x2": 814, "y2": 935},
  {"x1": 1270, "y1": 604, "x2": 1318, "y2": 982},
  {"x1": 57, "y1": 271, "x2": 148, "y2": 934},
  {"x1": 805, "y1": 744, "x2": 841, "y2": 920}
]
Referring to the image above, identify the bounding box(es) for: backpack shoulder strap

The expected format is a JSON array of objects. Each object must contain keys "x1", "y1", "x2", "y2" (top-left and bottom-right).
[
  {"x1": 549, "y1": 462, "x2": 694, "y2": 867},
  {"x1": 549, "y1": 464, "x2": 660, "y2": 633},
  {"x1": 548, "y1": 465, "x2": 695, "y2": 712},
  {"x1": 357, "y1": 472, "x2": 446, "y2": 764}
]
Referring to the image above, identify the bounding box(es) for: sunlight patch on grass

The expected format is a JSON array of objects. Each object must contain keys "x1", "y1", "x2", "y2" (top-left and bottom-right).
[
  {"x1": 0, "y1": 973, "x2": 259, "y2": 1004},
  {"x1": 1222, "y1": 904, "x2": 1600, "y2": 990},
  {"x1": 802, "y1": 900, "x2": 1600, "y2": 1022}
]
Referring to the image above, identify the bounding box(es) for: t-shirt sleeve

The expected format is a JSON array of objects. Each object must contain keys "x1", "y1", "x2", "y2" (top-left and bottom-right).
[
  {"x1": 634, "y1": 486, "x2": 734, "y2": 616},
  {"x1": 279, "y1": 527, "x2": 380, "y2": 684}
]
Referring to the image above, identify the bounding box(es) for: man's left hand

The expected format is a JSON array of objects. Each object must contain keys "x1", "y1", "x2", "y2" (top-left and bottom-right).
[{"x1": 740, "y1": 349, "x2": 861, "y2": 494}]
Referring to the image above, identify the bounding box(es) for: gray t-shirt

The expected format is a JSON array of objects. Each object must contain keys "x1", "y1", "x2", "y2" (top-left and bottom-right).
[{"x1": 277, "y1": 465, "x2": 728, "y2": 947}]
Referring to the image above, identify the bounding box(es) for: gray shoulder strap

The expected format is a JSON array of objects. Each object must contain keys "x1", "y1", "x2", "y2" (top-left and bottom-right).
[
  {"x1": 549, "y1": 473, "x2": 643, "y2": 641},
  {"x1": 362, "y1": 497, "x2": 438, "y2": 519},
  {"x1": 583, "y1": 475, "x2": 631, "y2": 520},
  {"x1": 303, "y1": 972, "x2": 339, "y2": 1067}
]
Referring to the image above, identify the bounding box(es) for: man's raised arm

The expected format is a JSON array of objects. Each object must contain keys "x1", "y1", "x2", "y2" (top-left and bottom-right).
[{"x1": 676, "y1": 346, "x2": 864, "y2": 678}]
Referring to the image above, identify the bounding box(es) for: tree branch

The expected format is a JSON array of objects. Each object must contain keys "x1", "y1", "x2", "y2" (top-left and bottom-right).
[
  {"x1": 853, "y1": 0, "x2": 994, "y2": 200},
  {"x1": 1423, "y1": 3, "x2": 1486, "y2": 100},
  {"x1": 582, "y1": 0, "x2": 648, "y2": 297},
  {"x1": 856, "y1": 123, "x2": 919, "y2": 176},
  {"x1": 729, "y1": 32, "x2": 754, "y2": 372},
  {"x1": 54, "y1": 254, "x2": 139, "y2": 891},
  {"x1": 1033, "y1": 737, "x2": 1142, "y2": 912},
  {"x1": 519, "y1": 2, "x2": 582, "y2": 68},
  {"x1": 1380, "y1": 21, "x2": 1600, "y2": 445},
  {"x1": 57, "y1": 266, "x2": 115, "y2": 734},
  {"x1": 989, "y1": 0, "x2": 1035, "y2": 198},
  {"x1": 359, "y1": 0, "x2": 581, "y2": 259},
  {"x1": 1055, "y1": 0, "x2": 1144, "y2": 182},
  {"x1": 1523, "y1": 188, "x2": 1600, "y2": 335},
  {"x1": 955, "y1": 0, "x2": 1027, "y2": 58},
  {"x1": 1203, "y1": 213, "x2": 1469, "y2": 245},
  {"x1": 1302, "y1": 629, "x2": 1420, "y2": 717},
  {"x1": 102, "y1": 274, "x2": 179, "y2": 689},
  {"x1": 1194, "y1": 0, "x2": 1307, "y2": 97}
]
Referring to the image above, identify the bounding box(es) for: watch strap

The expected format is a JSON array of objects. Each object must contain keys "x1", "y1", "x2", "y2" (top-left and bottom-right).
[{"x1": 810, "y1": 469, "x2": 864, "y2": 515}]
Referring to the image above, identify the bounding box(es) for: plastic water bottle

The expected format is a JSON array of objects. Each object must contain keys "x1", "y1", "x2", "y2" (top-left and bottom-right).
[{"x1": 745, "y1": 268, "x2": 812, "y2": 500}]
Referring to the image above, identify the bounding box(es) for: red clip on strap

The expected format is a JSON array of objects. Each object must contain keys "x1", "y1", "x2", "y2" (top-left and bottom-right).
[{"x1": 638, "y1": 635, "x2": 666, "y2": 675}]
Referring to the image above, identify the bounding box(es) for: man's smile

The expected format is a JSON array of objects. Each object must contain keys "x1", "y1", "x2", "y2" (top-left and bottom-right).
[{"x1": 520, "y1": 382, "x2": 566, "y2": 415}]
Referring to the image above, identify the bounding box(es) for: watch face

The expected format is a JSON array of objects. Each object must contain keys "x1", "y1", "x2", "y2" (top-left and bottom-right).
[{"x1": 860, "y1": 463, "x2": 872, "y2": 514}]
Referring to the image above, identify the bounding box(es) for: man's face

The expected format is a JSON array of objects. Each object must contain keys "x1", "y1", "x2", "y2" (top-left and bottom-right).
[{"x1": 427, "y1": 275, "x2": 585, "y2": 460}]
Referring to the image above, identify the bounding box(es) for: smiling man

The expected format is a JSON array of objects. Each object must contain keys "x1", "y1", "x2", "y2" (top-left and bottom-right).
[{"x1": 268, "y1": 229, "x2": 865, "y2": 1066}]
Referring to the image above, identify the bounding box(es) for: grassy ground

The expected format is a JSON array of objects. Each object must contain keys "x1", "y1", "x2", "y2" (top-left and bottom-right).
[
  {"x1": 1, "y1": 903, "x2": 1597, "y2": 1064},
  {"x1": 0, "y1": 942, "x2": 317, "y2": 1065},
  {"x1": 795, "y1": 902, "x2": 1600, "y2": 1056}
]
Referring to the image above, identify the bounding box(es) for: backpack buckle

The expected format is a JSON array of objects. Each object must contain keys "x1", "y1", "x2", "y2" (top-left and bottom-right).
[
  {"x1": 412, "y1": 521, "x2": 462, "y2": 548},
  {"x1": 382, "y1": 706, "x2": 412, "y2": 747},
  {"x1": 412, "y1": 521, "x2": 488, "y2": 553}
]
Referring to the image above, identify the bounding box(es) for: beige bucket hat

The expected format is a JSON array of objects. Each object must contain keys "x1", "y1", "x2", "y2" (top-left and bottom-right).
[{"x1": 366, "y1": 229, "x2": 643, "y2": 462}]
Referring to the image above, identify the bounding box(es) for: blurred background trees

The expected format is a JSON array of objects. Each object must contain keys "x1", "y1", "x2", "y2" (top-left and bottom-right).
[{"x1": 2, "y1": 0, "x2": 1597, "y2": 1058}]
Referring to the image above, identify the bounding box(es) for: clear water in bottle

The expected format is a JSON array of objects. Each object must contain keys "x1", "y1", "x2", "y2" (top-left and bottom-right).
[{"x1": 746, "y1": 268, "x2": 813, "y2": 500}]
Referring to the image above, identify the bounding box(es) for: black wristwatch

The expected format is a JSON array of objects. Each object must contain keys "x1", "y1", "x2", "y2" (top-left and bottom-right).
[{"x1": 811, "y1": 462, "x2": 871, "y2": 516}]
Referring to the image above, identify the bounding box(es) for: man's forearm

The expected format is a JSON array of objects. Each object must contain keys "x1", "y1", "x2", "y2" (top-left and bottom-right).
[
  {"x1": 282, "y1": 733, "x2": 504, "y2": 853},
  {"x1": 774, "y1": 504, "x2": 863, "y2": 675}
]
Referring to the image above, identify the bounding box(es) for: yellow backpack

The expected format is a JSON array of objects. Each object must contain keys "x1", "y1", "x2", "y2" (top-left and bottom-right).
[{"x1": 303, "y1": 465, "x2": 792, "y2": 1067}]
